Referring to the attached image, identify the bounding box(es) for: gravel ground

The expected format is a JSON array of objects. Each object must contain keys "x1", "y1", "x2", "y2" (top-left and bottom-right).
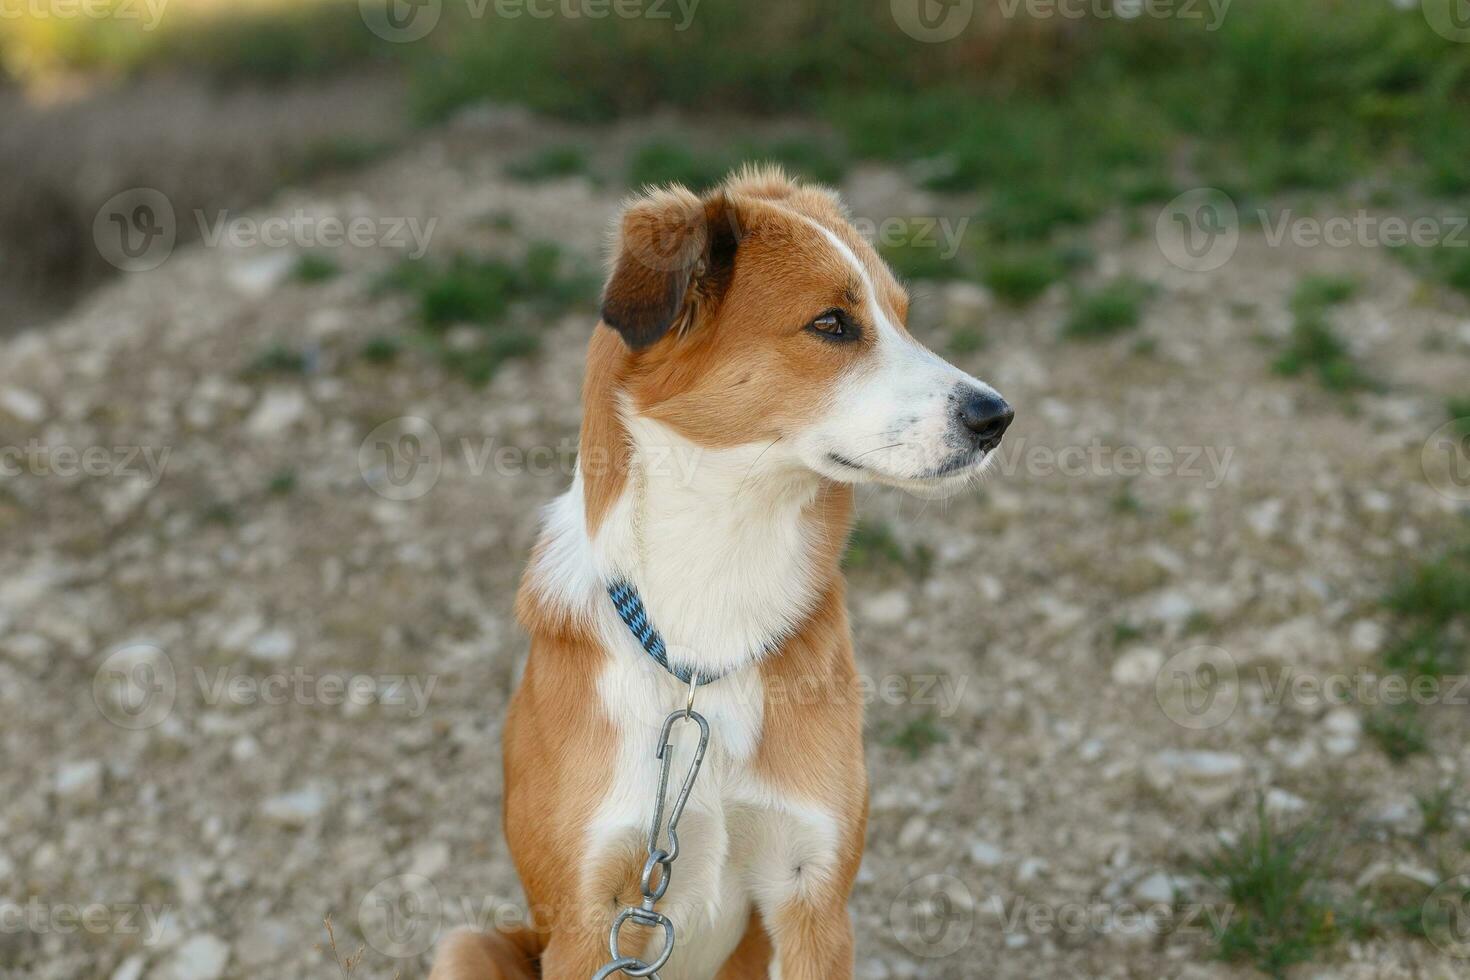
[{"x1": 2, "y1": 107, "x2": 1469, "y2": 980}]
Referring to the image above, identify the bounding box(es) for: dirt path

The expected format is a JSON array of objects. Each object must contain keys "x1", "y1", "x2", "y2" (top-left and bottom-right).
[{"x1": 1, "y1": 108, "x2": 1468, "y2": 979}]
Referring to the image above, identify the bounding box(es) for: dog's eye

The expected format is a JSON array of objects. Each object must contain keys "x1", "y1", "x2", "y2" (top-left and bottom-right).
[{"x1": 808, "y1": 311, "x2": 847, "y2": 338}]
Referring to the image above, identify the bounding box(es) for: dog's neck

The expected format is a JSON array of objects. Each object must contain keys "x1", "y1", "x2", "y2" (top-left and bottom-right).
[
  {"x1": 526, "y1": 394, "x2": 852, "y2": 678},
  {"x1": 595, "y1": 411, "x2": 849, "y2": 676}
]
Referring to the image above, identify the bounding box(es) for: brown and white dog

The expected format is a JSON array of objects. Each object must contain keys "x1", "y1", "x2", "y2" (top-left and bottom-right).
[{"x1": 429, "y1": 167, "x2": 1012, "y2": 979}]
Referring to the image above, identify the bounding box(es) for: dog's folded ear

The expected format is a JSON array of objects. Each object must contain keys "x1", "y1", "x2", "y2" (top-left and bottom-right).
[{"x1": 601, "y1": 186, "x2": 742, "y2": 351}]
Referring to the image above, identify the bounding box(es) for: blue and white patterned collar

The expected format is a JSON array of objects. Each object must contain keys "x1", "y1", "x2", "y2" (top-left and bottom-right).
[{"x1": 606, "y1": 580, "x2": 741, "y2": 686}]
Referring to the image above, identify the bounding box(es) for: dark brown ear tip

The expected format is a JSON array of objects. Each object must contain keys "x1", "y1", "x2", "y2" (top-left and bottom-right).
[{"x1": 600, "y1": 303, "x2": 675, "y2": 351}]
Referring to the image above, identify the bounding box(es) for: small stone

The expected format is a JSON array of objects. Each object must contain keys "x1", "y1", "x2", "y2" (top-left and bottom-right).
[
  {"x1": 1016, "y1": 857, "x2": 1048, "y2": 884},
  {"x1": 55, "y1": 759, "x2": 103, "y2": 802},
  {"x1": 1265, "y1": 788, "x2": 1308, "y2": 817},
  {"x1": 1246, "y1": 499, "x2": 1284, "y2": 539},
  {"x1": 897, "y1": 815, "x2": 927, "y2": 850},
  {"x1": 1111, "y1": 647, "x2": 1164, "y2": 687},
  {"x1": 218, "y1": 613, "x2": 264, "y2": 653},
  {"x1": 1252, "y1": 616, "x2": 1329, "y2": 669},
  {"x1": 1132, "y1": 871, "x2": 1182, "y2": 905},
  {"x1": 1144, "y1": 750, "x2": 1247, "y2": 807},
  {"x1": 1360, "y1": 490, "x2": 1392, "y2": 514},
  {"x1": 0, "y1": 386, "x2": 46, "y2": 423},
  {"x1": 1355, "y1": 861, "x2": 1439, "y2": 899},
  {"x1": 110, "y1": 956, "x2": 145, "y2": 980},
  {"x1": 230, "y1": 736, "x2": 260, "y2": 763},
  {"x1": 968, "y1": 841, "x2": 1004, "y2": 869},
  {"x1": 260, "y1": 786, "x2": 327, "y2": 827},
  {"x1": 226, "y1": 252, "x2": 295, "y2": 298},
  {"x1": 410, "y1": 840, "x2": 451, "y2": 879},
  {"x1": 862, "y1": 590, "x2": 911, "y2": 626},
  {"x1": 160, "y1": 934, "x2": 230, "y2": 980},
  {"x1": 1348, "y1": 620, "x2": 1385, "y2": 656},
  {"x1": 1322, "y1": 707, "x2": 1361, "y2": 737},
  {"x1": 1321, "y1": 707, "x2": 1361, "y2": 756},
  {"x1": 247, "y1": 628, "x2": 296, "y2": 663},
  {"x1": 1365, "y1": 797, "x2": 1421, "y2": 834},
  {"x1": 245, "y1": 389, "x2": 308, "y2": 437},
  {"x1": 1149, "y1": 590, "x2": 1196, "y2": 628}
]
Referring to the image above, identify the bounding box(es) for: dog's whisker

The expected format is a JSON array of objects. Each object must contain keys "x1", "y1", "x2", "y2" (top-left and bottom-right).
[{"x1": 732, "y1": 438, "x2": 781, "y2": 500}]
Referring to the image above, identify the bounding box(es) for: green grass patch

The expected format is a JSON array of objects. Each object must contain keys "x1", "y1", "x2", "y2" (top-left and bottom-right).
[
  {"x1": 881, "y1": 239, "x2": 964, "y2": 283},
  {"x1": 287, "y1": 138, "x2": 394, "y2": 184},
  {"x1": 949, "y1": 327, "x2": 985, "y2": 356},
  {"x1": 506, "y1": 144, "x2": 591, "y2": 183},
  {"x1": 267, "y1": 469, "x2": 297, "y2": 496},
  {"x1": 242, "y1": 343, "x2": 310, "y2": 377},
  {"x1": 1272, "y1": 279, "x2": 1375, "y2": 393},
  {"x1": 1384, "y1": 547, "x2": 1470, "y2": 636},
  {"x1": 293, "y1": 253, "x2": 340, "y2": 284},
  {"x1": 844, "y1": 519, "x2": 933, "y2": 579},
  {"x1": 627, "y1": 140, "x2": 730, "y2": 192},
  {"x1": 978, "y1": 247, "x2": 1066, "y2": 306},
  {"x1": 1064, "y1": 278, "x2": 1155, "y2": 340},
  {"x1": 1365, "y1": 705, "x2": 1431, "y2": 763},
  {"x1": 1193, "y1": 799, "x2": 1340, "y2": 978},
  {"x1": 385, "y1": 242, "x2": 595, "y2": 330},
  {"x1": 380, "y1": 243, "x2": 595, "y2": 383},
  {"x1": 1290, "y1": 275, "x2": 1358, "y2": 315},
  {"x1": 1111, "y1": 620, "x2": 1146, "y2": 647},
  {"x1": 1366, "y1": 545, "x2": 1470, "y2": 760},
  {"x1": 880, "y1": 712, "x2": 947, "y2": 760},
  {"x1": 1449, "y1": 398, "x2": 1470, "y2": 436},
  {"x1": 360, "y1": 336, "x2": 402, "y2": 365},
  {"x1": 1394, "y1": 240, "x2": 1470, "y2": 297}
]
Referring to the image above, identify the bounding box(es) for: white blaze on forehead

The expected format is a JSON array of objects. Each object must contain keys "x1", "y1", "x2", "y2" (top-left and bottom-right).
[{"x1": 799, "y1": 216, "x2": 907, "y2": 345}]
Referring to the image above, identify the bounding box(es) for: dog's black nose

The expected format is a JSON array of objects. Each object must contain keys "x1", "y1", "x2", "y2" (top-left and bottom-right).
[{"x1": 955, "y1": 388, "x2": 1014, "y2": 451}]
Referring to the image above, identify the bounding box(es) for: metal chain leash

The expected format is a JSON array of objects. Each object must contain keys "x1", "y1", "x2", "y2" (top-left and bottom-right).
[{"x1": 592, "y1": 679, "x2": 711, "y2": 979}]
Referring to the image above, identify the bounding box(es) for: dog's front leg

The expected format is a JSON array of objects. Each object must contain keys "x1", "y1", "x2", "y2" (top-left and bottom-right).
[{"x1": 761, "y1": 882, "x2": 856, "y2": 980}]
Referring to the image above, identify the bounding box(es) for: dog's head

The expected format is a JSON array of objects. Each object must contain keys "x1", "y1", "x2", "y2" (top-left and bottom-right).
[{"x1": 597, "y1": 166, "x2": 1012, "y2": 498}]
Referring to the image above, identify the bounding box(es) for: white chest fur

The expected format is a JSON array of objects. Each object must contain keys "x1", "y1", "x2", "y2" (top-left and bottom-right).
[
  {"x1": 529, "y1": 409, "x2": 845, "y2": 976},
  {"x1": 591, "y1": 637, "x2": 840, "y2": 979}
]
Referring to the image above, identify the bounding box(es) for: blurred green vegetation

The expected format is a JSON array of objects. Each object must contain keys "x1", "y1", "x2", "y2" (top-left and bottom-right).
[
  {"x1": 1273, "y1": 274, "x2": 1376, "y2": 393},
  {"x1": 376, "y1": 242, "x2": 597, "y2": 383},
  {"x1": 1063, "y1": 277, "x2": 1156, "y2": 340},
  {"x1": 8, "y1": 0, "x2": 1470, "y2": 308}
]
